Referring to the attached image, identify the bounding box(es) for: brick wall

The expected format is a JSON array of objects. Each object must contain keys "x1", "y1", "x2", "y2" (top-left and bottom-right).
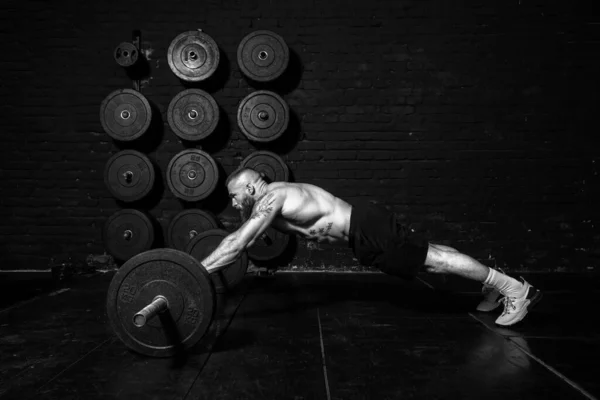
[{"x1": 1, "y1": 0, "x2": 598, "y2": 273}]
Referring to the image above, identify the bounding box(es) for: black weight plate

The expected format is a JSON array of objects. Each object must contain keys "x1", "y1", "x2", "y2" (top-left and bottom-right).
[
  {"x1": 100, "y1": 89, "x2": 152, "y2": 141},
  {"x1": 114, "y1": 42, "x2": 139, "y2": 67},
  {"x1": 167, "y1": 31, "x2": 220, "y2": 82},
  {"x1": 106, "y1": 248, "x2": 215, "y2": 357},
  {"x1": 237, "y1": 30, "x2": 289, "y2": 82},
  {"x1": 103, "y1": 209, "x2": 154, "y2": 261},
  {"x1": 166, "y1": 149, "x2": 219, "y2": 202},
  {"x1": 167, "y1": 209, "x2": 221, "y2": 251},
  {"x1": 185, "y1": 229, "x2": 248, "y2": 292},
  {"x1": 167, "y1": 89, "x2": 220, "y2": 141},
  {"x1": 240, "y1": 151, "x2": 289, "y2": 183},
  {"x1": 248, "y1": 227, "x2": 290, "y2": 262},
  {"x1": 104, "y1": 150, "x2": 155, "y2": 202},
  {"x1": 237, "y1": 90, "x2": 289, "y2": 142}
]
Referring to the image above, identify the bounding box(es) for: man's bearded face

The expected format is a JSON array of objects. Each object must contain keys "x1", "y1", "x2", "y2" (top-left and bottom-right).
[{"x1": 239, "y1": 195, "x2": 256, "y2": 222}]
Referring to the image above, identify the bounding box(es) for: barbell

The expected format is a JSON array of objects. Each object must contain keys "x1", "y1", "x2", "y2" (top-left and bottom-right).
[
  {"x1": 106, "y1": 246, "x2": 246, "y2": 358},
  {"x1": 106, "y1": 223, "x2": 289, "y2": 357}
]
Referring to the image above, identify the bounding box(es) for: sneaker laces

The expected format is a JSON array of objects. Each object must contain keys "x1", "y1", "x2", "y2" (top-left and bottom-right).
[{"x1": 500, "y1": 296, "x2": 516, "y2": 316}]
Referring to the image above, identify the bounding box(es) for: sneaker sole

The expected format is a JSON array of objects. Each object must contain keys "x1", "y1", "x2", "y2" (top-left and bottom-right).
[{"x1": 496, "y1": 289, "x2": 543, "y2": 327}]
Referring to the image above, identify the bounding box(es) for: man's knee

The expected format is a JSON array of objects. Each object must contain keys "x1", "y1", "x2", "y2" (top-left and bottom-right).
[{"x1": 424, "y1": 243, "x2": 457, "y2": 273}]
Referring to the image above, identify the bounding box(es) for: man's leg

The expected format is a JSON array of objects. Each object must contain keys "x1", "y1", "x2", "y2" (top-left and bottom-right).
[
  {"x1": 423, "y1": 243, "x2": 491, "y2": 282},
  {"x1": 422, "y1": 243, "x2": 542, "y2": 326}
]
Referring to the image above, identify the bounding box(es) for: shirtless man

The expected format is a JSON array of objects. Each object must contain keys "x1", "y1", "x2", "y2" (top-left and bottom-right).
[{"x1": 200, "y1": 168, "x2": 543, "y2": 326}]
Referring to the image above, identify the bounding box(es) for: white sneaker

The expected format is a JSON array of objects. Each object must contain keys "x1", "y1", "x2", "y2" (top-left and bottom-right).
[
  {"x1": 476, "y1": 284, "x2": 503, "y2": 312},
  {"x1": 495, "y1": 279, "x2": 543, "y2": 326}
]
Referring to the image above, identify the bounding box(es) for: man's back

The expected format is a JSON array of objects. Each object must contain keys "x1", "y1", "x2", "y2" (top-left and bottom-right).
[{"x1": 265, "y1": 182, "x2": 353, "y2": 245}]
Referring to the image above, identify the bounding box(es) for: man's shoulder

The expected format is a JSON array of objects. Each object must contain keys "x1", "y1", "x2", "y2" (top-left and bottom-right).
[
  {"x1": 260, "y1": 182, "x2": 303, "y2": 210},
  {"x1": 255, "y1": 184, "x2": 289, "y2": 207},
  {"x1": 264, "y1": 181, "x2": 297, "y2": 196}
]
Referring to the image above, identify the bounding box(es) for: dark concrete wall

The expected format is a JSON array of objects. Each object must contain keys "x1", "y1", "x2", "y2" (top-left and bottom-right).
[{"x1": 1, "y1": 0, "x2": 598, "y2": 273}]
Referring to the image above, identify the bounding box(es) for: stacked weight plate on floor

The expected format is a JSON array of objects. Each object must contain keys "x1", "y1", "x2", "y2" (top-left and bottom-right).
[
  {"x1": 166, "y1": 149, "x2": 219, "y2": 202},
  {"x1": 104, "y1": 150, "x2": 155, "y2": 202},
  {"x1": 106, "y1": 248, "x2": 215, "y2": 357},
  {"x1": 186, "y1": 229, "x2": 249, "y2": 293},
  {"x1": 167, "y1": 209, "x2": 221, "y2": 252},
  {"x1": 100, "y1": 89, "x2": 152, "y2": 141},
  {"x1": 167, "y1": 30, "x2": 220, "y2": 82},
  {"x1": 237, "y1": 90, "x2": 289, "y2": 143},
  {"x1": 167, "y1": 89, "x2": 219, "y2": 141},
  {"x1": 104, "y1": 209, "x2": 154, "y2": 261},
  {"x1": 237, "y1": 30, "x2": 289, "y2": 82}
]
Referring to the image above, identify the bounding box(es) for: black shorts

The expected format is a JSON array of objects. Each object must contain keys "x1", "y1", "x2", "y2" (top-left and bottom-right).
[{"x1": 348, "y1": 203, "x2": 429, "y2": 280}]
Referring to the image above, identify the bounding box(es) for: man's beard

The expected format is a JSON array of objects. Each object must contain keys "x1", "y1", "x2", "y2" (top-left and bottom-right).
[{"x1": 239, "y1": 197, "x2": 255, "y2": 223}]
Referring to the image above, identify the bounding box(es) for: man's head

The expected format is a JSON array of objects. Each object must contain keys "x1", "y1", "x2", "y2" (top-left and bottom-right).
[{"x1": 226, "y1": 168, "x2": 267, "y2": 221}]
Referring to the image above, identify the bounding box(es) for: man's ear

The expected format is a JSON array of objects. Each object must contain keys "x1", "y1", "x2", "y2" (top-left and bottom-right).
[{"x1": 246, "y1": 183, "x2": 255, "y2": 195}]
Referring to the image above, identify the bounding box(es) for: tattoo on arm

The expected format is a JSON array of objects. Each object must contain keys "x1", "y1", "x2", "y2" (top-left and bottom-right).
[
  {"x1": 249, "y1": 193, "x2": 276, "y2": 221},
  {"x1": 309, "y1": 229, "x2": 316, "y2": 235}
]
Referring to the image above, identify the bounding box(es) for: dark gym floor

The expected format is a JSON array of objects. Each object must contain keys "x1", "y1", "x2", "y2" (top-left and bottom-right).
[{"x1": 0, "y1": 270, "x2": 598, "y2": 400}]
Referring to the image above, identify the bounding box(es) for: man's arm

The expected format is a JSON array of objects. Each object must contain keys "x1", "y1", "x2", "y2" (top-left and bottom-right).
[{"x1": 200, "y1": 191, "x2": 283, "y2": 272}]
